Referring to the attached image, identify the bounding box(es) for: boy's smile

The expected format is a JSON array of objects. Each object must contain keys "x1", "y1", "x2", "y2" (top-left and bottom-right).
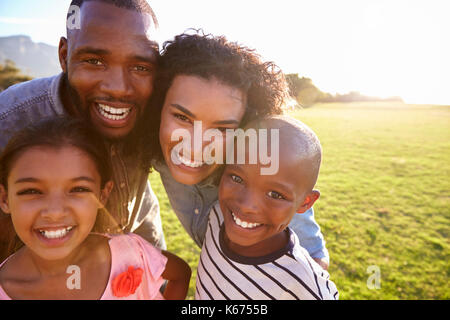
[{"x1": 218, "y1": 118, "x2": 321, "y2": 258}]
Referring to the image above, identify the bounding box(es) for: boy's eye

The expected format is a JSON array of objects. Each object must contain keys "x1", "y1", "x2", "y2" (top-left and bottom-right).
[
  {"x1": 17, "y1": 189, "x2": 41, "y2": 196},
  {"x1": 267, "y1": 190, "x2": 285, "y2": 200},
  {"x1": 70, "y1": 186, "x2": 92, "y2": 193},
  {"x1": 230, "y1": 174, "x2": 243, "y2": 184}
]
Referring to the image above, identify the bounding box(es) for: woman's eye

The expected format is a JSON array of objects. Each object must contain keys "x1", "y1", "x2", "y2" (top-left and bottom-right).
[
  {"x1": 267, "y1": 191, "x2": 285, "y2": 200},
  {"x1": 17, "y1": 189, "x2": 41, "y2": 196},
  {"x1": 173, "y1": 113, "x2": 191, "y2": 123},
  {"x1": 230, "y1": 174, "x2": 243, "y2": 184},
  {"x1": 71, "y1": 187, "x2": 92, "y2": 193}
]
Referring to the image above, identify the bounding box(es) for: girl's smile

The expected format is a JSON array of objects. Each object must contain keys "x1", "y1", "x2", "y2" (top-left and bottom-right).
[{"x1": 1, "y1": 145, "x2": 111, "y2": 261}]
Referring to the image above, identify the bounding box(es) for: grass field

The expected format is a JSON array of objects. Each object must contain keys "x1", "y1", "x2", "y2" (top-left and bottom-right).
[{"x1": 149, "y1": 101, "x2": 450, "y2": 300}]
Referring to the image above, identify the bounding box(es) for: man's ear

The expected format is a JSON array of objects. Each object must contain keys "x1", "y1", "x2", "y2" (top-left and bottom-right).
[
  {"x1": 0, "y1": 184, "x2": 11, "y2": 214},
  {"x1": 99, "y1": 181, "x2": 114, "y2": 207},
  {"x1": 296, "y1": 190, "x2": 320, "y2": 214},
  {"x1": 58, "y1": 36, "x2": 69, "y2": 73}
]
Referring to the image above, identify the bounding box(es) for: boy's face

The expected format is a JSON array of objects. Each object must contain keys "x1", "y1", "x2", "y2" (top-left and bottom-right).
[{"x1": 219, "y1": 143, "x2": 317, "y2": 257}]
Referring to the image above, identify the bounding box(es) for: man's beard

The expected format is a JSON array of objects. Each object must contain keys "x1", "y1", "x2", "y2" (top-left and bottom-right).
[{"x1": 61, "y1": 72, "x2": 146, "y2": 149}]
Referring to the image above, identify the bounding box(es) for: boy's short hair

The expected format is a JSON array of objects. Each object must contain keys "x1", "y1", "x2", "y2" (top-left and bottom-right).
[{"x1": 247, "y1": 115, "x2": 322, "y2": 189}]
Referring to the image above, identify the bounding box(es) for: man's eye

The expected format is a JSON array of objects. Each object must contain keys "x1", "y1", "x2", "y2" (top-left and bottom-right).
[
  {"x1": 71, "y1": 187, "x2": 92, "y2": 193},
  {"x1": 17, "y1": 189, "x2": 41, "y2": 196},
  {"x1": 267, "y1": 191, "x2": 285, "y2": 200},
  {"x1": 133, "y1": 65, "x2": 150, "y2": 72},
  {"x1": 86, "y1": 59, "x2": 103, "y2": 66},
  {"x1": 230, "y1": 174, "x2": 243, "y2": 184}
]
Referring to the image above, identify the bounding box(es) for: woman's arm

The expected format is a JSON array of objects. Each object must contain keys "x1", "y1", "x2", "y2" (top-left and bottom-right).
[{"x1": 160, "y1": 250, "x2": 191, "y2": 300}]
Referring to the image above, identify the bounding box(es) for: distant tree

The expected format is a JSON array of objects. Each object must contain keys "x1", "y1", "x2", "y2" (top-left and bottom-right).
[
  {"x1": 0, "y1": 60, "x2": 33, "y2": 91},
  {"x1": 285, "y1": 73, "x2": 329, "y2": 107}
]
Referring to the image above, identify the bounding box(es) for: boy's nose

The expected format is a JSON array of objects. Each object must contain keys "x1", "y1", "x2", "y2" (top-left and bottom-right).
[{"x1": 237, "y1": 189, "x2": 261, "y2": 215}]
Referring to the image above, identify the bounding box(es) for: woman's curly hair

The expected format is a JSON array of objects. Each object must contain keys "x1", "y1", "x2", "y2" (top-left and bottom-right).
[{"x1": 142, "y1": 30, "x2": 291, "y2": 166}]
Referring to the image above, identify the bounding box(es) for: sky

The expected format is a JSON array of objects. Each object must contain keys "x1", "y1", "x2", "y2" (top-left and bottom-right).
[{"x1": 0, "y1": 0, "x2": 449, "y2": 105}]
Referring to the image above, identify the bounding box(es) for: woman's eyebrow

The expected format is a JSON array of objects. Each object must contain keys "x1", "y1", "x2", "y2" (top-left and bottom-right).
[
  {"x1": 171, "y1": 104, "x2": 196, "y2": 118},
  {"x1": 171, "y1": 104, "x2": 239, "y2": 125}
]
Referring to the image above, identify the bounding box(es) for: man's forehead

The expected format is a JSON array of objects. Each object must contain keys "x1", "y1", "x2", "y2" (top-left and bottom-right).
[{"x1": 70, "y1": 1, "x2": 156, "y2": 41}]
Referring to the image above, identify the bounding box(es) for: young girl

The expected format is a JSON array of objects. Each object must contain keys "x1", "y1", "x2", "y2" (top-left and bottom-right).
[{"x1": 0, "y1": 117, "x2": 191, "y2": 300}]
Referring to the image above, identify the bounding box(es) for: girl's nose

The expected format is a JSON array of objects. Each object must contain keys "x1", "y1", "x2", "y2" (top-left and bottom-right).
[{"x1": 40, "y1": 195, "x2": 69, "y2": 221}]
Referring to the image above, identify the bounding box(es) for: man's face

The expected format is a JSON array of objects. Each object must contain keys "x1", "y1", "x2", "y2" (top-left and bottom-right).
[{"x1": 59, "y1": 2, "x2": 158, "y2": 140}]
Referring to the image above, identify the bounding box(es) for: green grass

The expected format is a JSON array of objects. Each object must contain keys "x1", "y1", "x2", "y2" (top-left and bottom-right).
[{"x1": 150, "y1": 101, "x2": 450, "y2": 300}]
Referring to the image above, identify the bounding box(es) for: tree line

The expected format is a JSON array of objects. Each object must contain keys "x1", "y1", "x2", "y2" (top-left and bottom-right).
[{"x1": 285, "y1": 73, "x2": 403, "y2": 107}]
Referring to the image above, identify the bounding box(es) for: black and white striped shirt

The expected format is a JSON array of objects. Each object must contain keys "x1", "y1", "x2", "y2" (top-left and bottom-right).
[{"x1": 195, "y1": 203, "x2": 339, "y2": 300}]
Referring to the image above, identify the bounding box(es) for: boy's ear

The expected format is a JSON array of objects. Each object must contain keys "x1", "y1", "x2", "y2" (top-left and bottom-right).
[
  {"x1": 296, "y1": 190, "x2": 320, "y2": 214},
  {"x1": 99, "y1": 181, "x2": 114, "y2": 207},
  {"x1": 0, "y1": 184, "x2": 11, "y2": 214}
]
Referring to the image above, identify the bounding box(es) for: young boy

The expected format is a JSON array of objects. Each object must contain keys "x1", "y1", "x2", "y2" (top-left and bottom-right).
[{"x1": 195, "y1": 116, "x2": 339, "y2": 300}]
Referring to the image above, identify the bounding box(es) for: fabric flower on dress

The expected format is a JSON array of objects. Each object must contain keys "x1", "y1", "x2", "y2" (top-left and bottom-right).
[{"x1": 112, "y1": 266, "x2": 144, "y2": 297}]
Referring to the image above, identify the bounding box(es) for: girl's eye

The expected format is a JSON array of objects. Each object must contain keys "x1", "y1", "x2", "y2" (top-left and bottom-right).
[
  {"x1": 230, "y1": 174, "x2": 243, "y2": 184},
  {"x1": 71, "y1": 186, "x2": 92, "y2": 193},
  {"x1": 17, "y1": 189, "x2": 41, "y2": 196},
  {"x1": 267, "y1": 190, "x2": 285, "y2": 200}
]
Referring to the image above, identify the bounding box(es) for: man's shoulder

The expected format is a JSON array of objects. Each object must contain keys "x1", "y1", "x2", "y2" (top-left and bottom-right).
[
  {"x1": 0, "y1": 74, "x2": 66, "y2": 150},
  {"x1": 0, "y1": 74, "x2": 62, "y2": 119}
]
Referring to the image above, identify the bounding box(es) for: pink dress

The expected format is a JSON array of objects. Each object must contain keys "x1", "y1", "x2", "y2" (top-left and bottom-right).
[{"x1": 0, "y1": 233, "x2": 168, "y2": 300}]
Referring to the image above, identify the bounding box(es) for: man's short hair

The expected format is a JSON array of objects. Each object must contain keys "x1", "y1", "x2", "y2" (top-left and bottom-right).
[{"x1": 68, "y1": 0, "x2": 158, "y2": 27}]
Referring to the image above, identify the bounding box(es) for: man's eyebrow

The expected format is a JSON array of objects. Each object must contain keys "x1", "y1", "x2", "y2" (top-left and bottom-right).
[
  {"x1": 73, "y1": 46, "x2": 110, "y2": 56},
  {"x1": 131, "y1": 54, "x2": 157, "y2": 64}
]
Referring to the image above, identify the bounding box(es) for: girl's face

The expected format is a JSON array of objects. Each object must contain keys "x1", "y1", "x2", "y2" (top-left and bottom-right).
[
  {"x1": 159, "y1": 75, "x2": 246, "y2": 185},
  {"x1": 0, "y1": 146, "x2": 112, "y2": 261}
]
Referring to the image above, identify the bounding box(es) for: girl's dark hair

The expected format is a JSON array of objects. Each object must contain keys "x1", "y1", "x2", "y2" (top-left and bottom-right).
[
  {"x1": 0, "y1": 117, "x2": 112, "y2": 261},
  {"x1": 0, "y1": 116, "x2": 111, "y2": 189},
  {"x1": 143, "y1": 30, "x2": 291, "y2": 165}
]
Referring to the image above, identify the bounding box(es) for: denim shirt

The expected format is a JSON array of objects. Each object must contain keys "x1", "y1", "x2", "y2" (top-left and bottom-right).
[
  {"x1": 0, "y1": 74, "x2": 165, "y2": 249},
  {"x1": 154, "y1": 160, "x2": 329, "y2": 261}
]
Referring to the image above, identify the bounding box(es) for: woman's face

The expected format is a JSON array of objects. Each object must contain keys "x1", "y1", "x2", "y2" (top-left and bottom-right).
[{"x1": 159, "y1": 75, "x2": 246, "y2": 185}]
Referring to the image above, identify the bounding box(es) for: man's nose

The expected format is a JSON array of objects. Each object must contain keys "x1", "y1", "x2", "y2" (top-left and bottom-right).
[{"x1": 99, "y1": 66, "x2": 133, "y2": 98}]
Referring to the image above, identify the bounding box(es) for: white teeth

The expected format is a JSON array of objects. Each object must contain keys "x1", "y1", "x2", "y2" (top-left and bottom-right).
[
  {"x1": 39, "y1": 226, "x2": 73, "y2": 239},
  {"x1": 97, "y1": 104, "x2": 131, "y2": 120},
  {"x1": 171, "y1": 148, "x2": 204, "y2": 168},
  {"x1": 231, "y1": 212, "x2": 261, "y2": 229}
]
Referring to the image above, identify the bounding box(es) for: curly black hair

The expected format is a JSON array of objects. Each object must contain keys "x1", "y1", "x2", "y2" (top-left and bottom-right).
[{"x1": 142, "y1": 30, "x2": 291, "y2": 167}]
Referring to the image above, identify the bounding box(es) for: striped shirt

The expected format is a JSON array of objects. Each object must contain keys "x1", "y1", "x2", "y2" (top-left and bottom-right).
[{"x1": 195, "y1": 203, "x2": 339, "y2": 300}]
